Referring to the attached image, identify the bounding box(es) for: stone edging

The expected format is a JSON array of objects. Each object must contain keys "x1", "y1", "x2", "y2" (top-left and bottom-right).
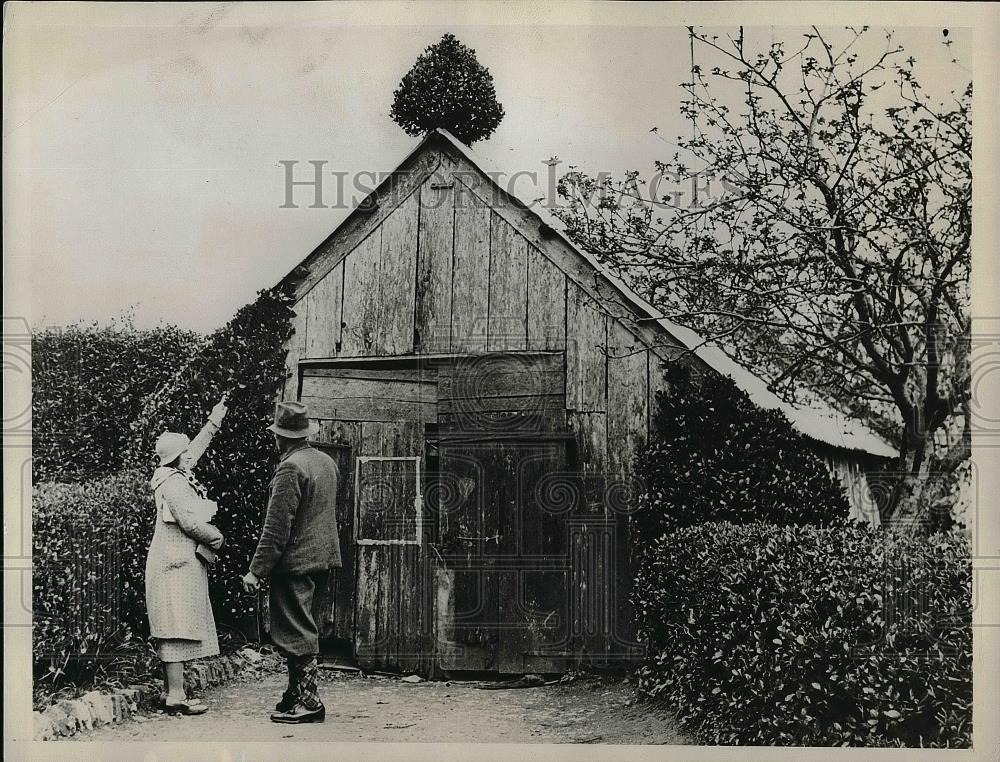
[{"x1": 33, "y1": 647, "x2": 283, "y2": 740}]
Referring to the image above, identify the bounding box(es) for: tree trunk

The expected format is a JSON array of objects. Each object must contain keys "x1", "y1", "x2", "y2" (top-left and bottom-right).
[{"x1": 887, "y1": 409, "x2": 970, "y2": 535}]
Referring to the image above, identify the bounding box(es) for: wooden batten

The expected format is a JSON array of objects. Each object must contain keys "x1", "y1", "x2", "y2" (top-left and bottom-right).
[
  {"x1": 487, "y1": 212, "x2": 528, "y2": 351},
  {"x1": 416, "y1": 168, "x2": 456, "y2": 353},
  {"x1": 566, "y1": 283, "x2": 608, "y2": 413},
  {"x1": 339, "y1": 230, "x2": 382, "y2": 357},
  {"x1": 378, "y1": 192, "x2": 419, "y2": 355},
  {"x1": 304, "y1": 262, "x2": 343, "y2": 359},
  {"x1": 527, "y1": 245, "x2": 567, "y2": 351},
  {"x1": 451, "y1": 183, "x2": 491, "y2": 352}
]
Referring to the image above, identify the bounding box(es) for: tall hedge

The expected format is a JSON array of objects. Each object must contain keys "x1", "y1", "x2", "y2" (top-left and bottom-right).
[
  {"x1": 123, "y1": 284, "x2": 296, "y2": 624},
  {"x1": 633, "y1": 365, "x2": 850, "y2": 543},
  {"x1": 634, "y1": 521, "x2": 972, "y2": 747},
  {"x1": 32, "y1": 321, "x2": 202, "y2": 483},
  {"x1": 33, "y1": 470, "x2": 156, "y2": 679}
]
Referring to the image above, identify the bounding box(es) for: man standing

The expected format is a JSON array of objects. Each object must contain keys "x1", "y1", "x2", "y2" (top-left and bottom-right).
[{"x1": 242, "y1": 401, "x2": 341, "y2": 724}]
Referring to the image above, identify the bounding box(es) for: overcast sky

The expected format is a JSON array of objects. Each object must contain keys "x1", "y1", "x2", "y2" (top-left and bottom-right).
[{"x1": 3, "y1": 3, "x2": 974, "y2": 333}]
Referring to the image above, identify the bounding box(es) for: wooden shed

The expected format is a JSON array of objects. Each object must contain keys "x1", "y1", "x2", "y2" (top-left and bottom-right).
[{"x1": 273, "y1": 128, "x2": 897, "y2": 675}]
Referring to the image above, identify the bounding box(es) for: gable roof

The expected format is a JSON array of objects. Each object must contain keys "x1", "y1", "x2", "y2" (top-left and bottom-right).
[{"x1": 282, "y1": 128, "x2": 899, "y2": 459}]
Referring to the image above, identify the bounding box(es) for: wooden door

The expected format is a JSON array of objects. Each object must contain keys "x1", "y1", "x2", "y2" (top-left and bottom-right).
[
  {"x1": 438, "y1": 435, "x2": 577, "y2": 673},
  {"x1": 311, "y1": 441, "x2": 355, "y2": 646},
  {"x1": 352, "y1": 421, "x2": 431, "y2": 673}
]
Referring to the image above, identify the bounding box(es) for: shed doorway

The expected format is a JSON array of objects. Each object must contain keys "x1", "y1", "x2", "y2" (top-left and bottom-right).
[{"x1": 437, "y1": 434, "x2": 578, "y2": 673}]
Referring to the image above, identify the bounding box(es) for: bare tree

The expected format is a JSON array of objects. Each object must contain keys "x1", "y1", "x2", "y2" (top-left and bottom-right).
[{"x1": 556, "y1": 27, "x2": 971, "y2": 528}]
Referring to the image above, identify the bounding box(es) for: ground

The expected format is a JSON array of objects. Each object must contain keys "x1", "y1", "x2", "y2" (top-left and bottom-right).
[{"x1": 77, "y1": 668, "x2": 690, "y2": 745}]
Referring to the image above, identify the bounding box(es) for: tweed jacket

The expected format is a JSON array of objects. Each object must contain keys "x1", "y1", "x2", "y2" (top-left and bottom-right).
[{"x1": 249, "y1": 441, "x2": 341, "y2": 578}]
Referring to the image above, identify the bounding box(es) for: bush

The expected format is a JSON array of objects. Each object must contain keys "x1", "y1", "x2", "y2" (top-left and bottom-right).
[
  {"x1": 32, "y1": 320, "x2": 202, "y2": 483},
  {"x1": 123, "y1": 284, "x2": 296, "y2": 624},
  {"x1": 633, "y1": 365, "x2": 849, "y2": 543},
  {"x1": 634, "y1": 521, "x2": 972, "y2": 747},
  {"x1": 390, "y1": 33, "x2": 505, "y2": 144},
  {"x1": 32, "y1": 470, "x2": 156, "y2": 681}
]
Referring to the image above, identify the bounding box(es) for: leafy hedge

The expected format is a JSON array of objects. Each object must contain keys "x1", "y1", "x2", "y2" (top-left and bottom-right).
[
  {"x1": 32, "y1": 321, "x2": 202, "y2": 483},
  {"x1": 122, "y1": 284, "x2": 296, "y2": 623},
  {"x1": 633, "y1": 365, "x2": 849, "y2": 542},
  {"x1": 33, "y1": 470, "x2": 156, "y2": 680},
  {"x1": 634, "y1": 521, "x2": 972, "y2": 747}
]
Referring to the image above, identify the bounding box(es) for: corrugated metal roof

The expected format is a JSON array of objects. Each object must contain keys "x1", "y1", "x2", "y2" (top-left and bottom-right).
[{"x1": 433, "y1": 129, "x2": 899, "y2": 459}]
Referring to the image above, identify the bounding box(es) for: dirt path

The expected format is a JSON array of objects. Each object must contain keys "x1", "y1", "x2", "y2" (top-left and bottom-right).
[{"x1": 78, "y1": 669, "x2": 689, "y2": 745}]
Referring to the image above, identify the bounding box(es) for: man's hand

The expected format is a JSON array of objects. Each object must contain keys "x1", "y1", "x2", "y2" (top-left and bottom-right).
[{"x1": 241, "y1": 571, "x2": 261, "y2": 594}]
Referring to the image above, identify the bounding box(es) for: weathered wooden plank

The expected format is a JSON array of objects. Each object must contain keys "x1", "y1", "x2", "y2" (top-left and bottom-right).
[
  {"x1": 437, "y1": 409, "x2": 567, "y2": 434},
  {"x1": 378, "y1": 192, "x2": 419, "y2": 355},
  {"x1": 527, "y1": 244, "x2": 567, "y2": 351},
  {"x1": 310, "y1": 426, "x2": 356, "y2": 644},
  {"x1": 606, "y1": 321, "x2": 648, "y2": 486},
  {"x1": 450, "y1": 184, "x2": 491, "y2": 352},
  {"x1": 416, "y1": 170, "x2": 455, "y2": 353},
  {"x1": 304, "y1": 366, "x2": 439, "y2": 383},
  {"x1": 354, "y1": 545, "x2": 374, "y2": 658},
  {"x1": 352, "y1": 421, "x2": 425, "y2": 670},
  {"x1": 282, "y1": 302, "x2": 308, "y2": 400},
  {"x1": 437, "y1": 369, "x2": 564, "y2": 400},
  {"x1": 437, "y1": 353, "x2": 563, "y2": 399},
  {"x1": 605, "y1": 321, "x2": 648, "y2": 663},
  {"x1": 299, "y1": 349, "x2": 561, "y2": 369},
  {"x1": 487, "y1": 212, "x2": 528, "y2": 351},
  {"x1": 355, "y1": 421, "x2": 386, "y2": 665},
  {"x1": 566, "y1": 283, "x2": 607, "y2": 412},
  {"x1": 569, "y1": 411, "x2": 608, "y2": 514},
  {"x1": 304, "y1": 262, "x2": 343, "y2": 358},
  {"x1": 397, "y1": 544, "x2": 423, "y2": 671},
  {"x1": 565, "y1": 417, "x2": 611, "y2": 667},
  {"x1": 314, "y1": 420, "x2": 360, "y2": 644},
  {"x1": 301, "y1": 395, "x2": 437, "y2": 424},
  {"x1": 340, "y1": 231, "x2": 382, "y2": 357},
  {"x1": 437, "y1": 394, "x2": 565, "y2": 415},
  {"x1": 301, "y1": 375, "x2": 437, "y2": 404},
  {"x1": 292, "y1": 147, "x2": 441, "y2": 301}
]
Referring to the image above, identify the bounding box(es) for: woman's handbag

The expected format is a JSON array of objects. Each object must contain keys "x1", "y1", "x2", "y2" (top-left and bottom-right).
[{"x1": 195, "y1": 543, "x2": 218, "y2": 566}]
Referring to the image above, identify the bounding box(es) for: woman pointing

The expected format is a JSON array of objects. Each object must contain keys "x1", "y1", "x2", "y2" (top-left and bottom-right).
[{"x1": 144, "y1": 394, "x2": 229, "y2": 715}]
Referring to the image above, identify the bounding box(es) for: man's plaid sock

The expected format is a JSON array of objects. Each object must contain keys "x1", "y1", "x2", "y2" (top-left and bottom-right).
[{"x1": 289, "y1": 655, "x2": 321, "y2": 710}]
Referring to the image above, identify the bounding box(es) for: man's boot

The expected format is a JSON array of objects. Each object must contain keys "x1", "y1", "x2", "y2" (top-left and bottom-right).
[{"x1": 271, "y1": 655, "x2": 324, "y2": 723}]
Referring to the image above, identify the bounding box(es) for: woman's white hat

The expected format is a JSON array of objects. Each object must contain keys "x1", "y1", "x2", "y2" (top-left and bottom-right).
[{"x1": 155, "y1": 432, "x2": 190, "y2": 466}]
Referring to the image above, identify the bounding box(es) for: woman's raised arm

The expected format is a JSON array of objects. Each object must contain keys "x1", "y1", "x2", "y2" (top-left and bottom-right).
[{"x1": 185, "y1": 394, "x2": 229, "y2": 468}]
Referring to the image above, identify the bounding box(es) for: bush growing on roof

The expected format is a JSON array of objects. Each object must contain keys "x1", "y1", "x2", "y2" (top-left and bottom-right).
[{"x1": 390, "y1": 33, "x2": 505, "y2": 144}]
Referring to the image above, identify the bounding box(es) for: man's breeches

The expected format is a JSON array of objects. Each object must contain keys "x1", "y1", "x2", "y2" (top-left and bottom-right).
[
  {"x1": 269, "y1": 570, "x2": 331, "y2": 710},
  {"x1": 268, "y1": 570, "x2": 331, "y2": 657}
]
